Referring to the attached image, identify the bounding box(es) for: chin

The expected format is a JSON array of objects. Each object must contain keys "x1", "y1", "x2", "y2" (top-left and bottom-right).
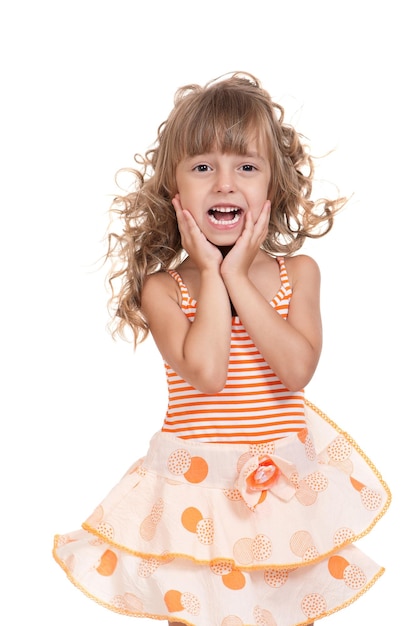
[{"x1": 208, "y1": 234, "x2": 238, "y2": 247}]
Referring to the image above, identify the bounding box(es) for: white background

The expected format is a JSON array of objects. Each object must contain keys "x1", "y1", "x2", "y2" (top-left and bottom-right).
[{"x1": 1, "y1": 1, "x2": 413, "y2": 624}]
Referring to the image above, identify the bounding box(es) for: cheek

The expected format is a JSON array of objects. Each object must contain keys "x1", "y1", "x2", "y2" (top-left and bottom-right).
[
  {"x1": 175, "y1": 172, "x2": 190, "y2": 196},
  {"x1": 252, "y1": 184, "x2": 270, "y2": 206},
  {"x1": 174, "y1": 165, "x2": 187, "y2": 195},
  {"x1": 176, "y1": 184, "x2": 202, "y2": 209}
]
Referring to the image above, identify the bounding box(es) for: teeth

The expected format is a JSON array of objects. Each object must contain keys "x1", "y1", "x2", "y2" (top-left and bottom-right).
[
  {"x1": 209, "y1": 215, "x2": 240, "y2": 225},
  {"x1": 207, "y1": 207, "x2": 242, "y2": 225},
  {"x1": 208, "y1": 213, "x2": 241, "y2": 225},
  {"x1": 210, "y1": 207, "x2": 240, "y2": 212}
]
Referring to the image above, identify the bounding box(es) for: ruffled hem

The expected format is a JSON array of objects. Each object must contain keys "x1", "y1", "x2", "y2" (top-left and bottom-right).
[{"x1": 53, "y1": 400, "x2": 391, "y2": 626}]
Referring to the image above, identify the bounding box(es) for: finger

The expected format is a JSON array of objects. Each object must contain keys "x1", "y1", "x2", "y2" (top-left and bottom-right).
[
  {"x1": 242, "y1": 209, "x2": 254, "y2": 234},
  {"x1": 172, "y1": 195, "x2": 186, "y2": 229},
  {"x1": 172, "y1": 197, "x2": 198, "y2": 232},
  {"x1": 252, "y1": 201, "x2": 271, "y2": 241},
  {"x1": 256, "y1": 200, "x2": 271, "y2": 226},
  {"x1": 172, "y1": 197, "x2": 195, "y2": 246},
  {"x1": 171, "y1": 194, "x2": 183, "y2": 212}
]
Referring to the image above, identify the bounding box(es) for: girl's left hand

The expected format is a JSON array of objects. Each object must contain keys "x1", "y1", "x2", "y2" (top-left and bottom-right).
[
  {"x1": 220, "y1": 200, "x2": 271, "y2": 277},
  {"x1": 172, "y1": 195, "x2": 223, "y2": 270}
]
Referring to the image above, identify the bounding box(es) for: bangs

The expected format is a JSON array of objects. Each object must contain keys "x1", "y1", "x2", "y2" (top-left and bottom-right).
[{"x1": 171, "y1": 88, "x2": 270, "y2": 161}]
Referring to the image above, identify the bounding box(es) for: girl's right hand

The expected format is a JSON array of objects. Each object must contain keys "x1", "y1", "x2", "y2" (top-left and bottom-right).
[
  {"x1": 172, "y1": 195, "x2": 223, "y2": 270},
  {"x1": 221, "y1": 200, "x2": 271, "y2": 279}
]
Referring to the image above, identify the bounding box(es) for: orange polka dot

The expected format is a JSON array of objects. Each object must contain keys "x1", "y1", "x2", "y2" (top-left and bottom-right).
[
  {"x1": 333, "y1": 527, "x2": 354, "y2": 546},
  {"x1": 139, "y1": 515, "x2": 157, "y2": 541},
  {"x1": 295, "y1": 482, "x2": 318, "y2": 506},
  {"x1": 290, "y1": 530, "x2": 314, "y2": 557},
  {"x1": 181, "y1": 507, "x2": 203, "y2": 533},
  {"x1": 150, "y1": 498, "x2": 164, "y2": 524},
  {"x1": 303, "y1": 545, "x2": 320, "y2": 561},
  {"x1": 237, "y1": 451, "x2": 251, "y2": 473},
  {"x1": 96, "y1": 521, "x2": 114, "y2": 540},
  {"x1": 327, "y1": 436, "x2": 351, "y2": 462},
  {"x1": 138, "y1": 556, "x2": 160, "y2": 578},
  {"x1": 184, "y1": 456, "x2": 209, "y2": 483},
  {"x1": 304, "y1": 471, "x2": 328, "y2": 492},
  {"x1": 304, "y1": 435, "x2": 316, "y2": 460},
  {"x1": 222, "y1": 568, "x2": 246, "y2": 590},
  {"x1": 182, "y1": 591, "x2": 201, "y2": 615},
  {"x1": 253, "y1": 605, "x2": 276, "y2": 626},
  {"x1": 297, "y1": 428, "x2": 308, "y2": 443},
  {"x1": 257, "y1": 490, "x2": 268, "y2": 505},
  {"x1": 249, "y1": 442, "x2": 275, "y2": 456},
  {"x1": 329, "y1": 457, "x2": 353, "y2": 474},
  {"x1": 96, "y1": 549, "x2": 118, "y2": 576},
  {"x1": 264, "y1": 568, "x2": 289, "y2": 588},
  {"x1": 164, "y1": 589, "x2": 184, "y2": 612},
  {"x1": 167, "y1": 449, "x2": 192, "y2": 475},
  {"x1": 252, "y1": 534, "x2": 272, "y2": 561},
  {"x1": 233, "y1": 537, "x2": 254, "y2": 565},
  {"x1": 350, "y1": 477, "x2": 365, "y2": 492},
  {"x1": 122, "y1": 592, "x2": 144, "y2": 612},
  {"x1": 301, "y1": 593, "x2": 327, "y2": 619},
  {"x1": 210, "y1": 560, "x2": 233, "y2": 576},
  {"x1": 328, "y1": 555, "x2": 349, "y2": 579},
  {"x1": 196, "y1": 517, "x2": 214, "y2": 545},
  {"x1": 360, "y1": 486, "x2": 382, "y2": 510},
  {"x1": 221, "y1": 616, "x2": 244, "y2": 626},
  {"x1": 223, "y1": 489, "x2": 243, "y2": 501},
  {"x1": 344, "y1": 563, "x2": 366, "y2": 589}
]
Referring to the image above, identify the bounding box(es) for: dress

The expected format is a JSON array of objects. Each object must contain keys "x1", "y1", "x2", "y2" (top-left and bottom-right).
[{"x1": 53, "y1": 258, "x2": 391, "y2": 626}]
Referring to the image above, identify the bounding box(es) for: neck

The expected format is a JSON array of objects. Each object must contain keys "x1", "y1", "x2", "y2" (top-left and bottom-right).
[
  {"x1": 218, "y1": 245, "x2": 234, "y2": 258},
  {"x1": 216, "y1": 244, "x2": 237, "y2": 317}
]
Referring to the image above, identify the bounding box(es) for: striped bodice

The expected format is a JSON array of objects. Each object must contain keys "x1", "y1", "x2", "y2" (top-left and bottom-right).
[{"x1": 162, "y1": 257, "x2": 306, "y2": 444}]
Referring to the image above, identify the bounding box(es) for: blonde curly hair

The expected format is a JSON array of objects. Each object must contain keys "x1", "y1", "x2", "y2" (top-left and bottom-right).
[{"x1": 106, "y1": 72, "x2": 346, "y2": 345}]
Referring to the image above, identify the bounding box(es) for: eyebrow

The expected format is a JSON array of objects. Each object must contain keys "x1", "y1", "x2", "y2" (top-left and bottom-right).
[
  {"x1": 185, "y1": 151, "x2": 267, "y2": 162},
  {"x1": 245, "y1": 151, "x2": 266, "y2": 161}
]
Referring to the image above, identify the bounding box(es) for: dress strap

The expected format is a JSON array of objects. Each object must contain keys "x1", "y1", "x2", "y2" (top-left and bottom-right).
[
  {"x1": 277, "y1": 256, "x2": 291, "y2": 289},
  {"x1": 166, "y1": 269, "x2": 194, "y2": 309},
  {"x1": 167, "y1": 269, "x2": 185, "y2": 288}
]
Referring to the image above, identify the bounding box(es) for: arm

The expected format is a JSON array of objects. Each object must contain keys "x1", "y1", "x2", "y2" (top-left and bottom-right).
[
  {"x1": 220, "y1": 205, "x2": 322, "y2": 391},
  {"x1": 141, "y1": 201, "x2": 232, "y2": 394},
  {"x1": 223, "y1": 255, "x2": 322, "y2": 391}
]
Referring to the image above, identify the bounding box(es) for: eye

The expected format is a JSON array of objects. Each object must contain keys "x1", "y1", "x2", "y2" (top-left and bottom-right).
[
  {"x1": 193, "y1": 163, "x2": 212, "y2": 172},
  {"x1": 240, "y1": 164, "x2": 257, "y2": 172}
]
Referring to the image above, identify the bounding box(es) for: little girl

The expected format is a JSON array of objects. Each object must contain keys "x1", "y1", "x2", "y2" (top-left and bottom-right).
[{"x1": 53, "y1": 73, "x2": 391, "y2": 626}]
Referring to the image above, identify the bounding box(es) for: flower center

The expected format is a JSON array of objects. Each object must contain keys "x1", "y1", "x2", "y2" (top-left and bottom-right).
[
  {"x1": 246, "y1": 455, "x2": 281, "y2": 492},
  {"x1": 253, "y1": 464, "x2": 277, "y2": 484}
]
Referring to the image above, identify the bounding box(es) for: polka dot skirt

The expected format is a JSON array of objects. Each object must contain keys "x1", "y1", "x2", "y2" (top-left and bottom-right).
[{"x1": 53, "y1": 401, "x2": 391, "y2": 626}]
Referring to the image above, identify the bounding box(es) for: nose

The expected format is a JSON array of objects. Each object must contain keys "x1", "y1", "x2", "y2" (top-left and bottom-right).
[{"x1": 214, "y1": 168, "x2": 235, "y2": 193}]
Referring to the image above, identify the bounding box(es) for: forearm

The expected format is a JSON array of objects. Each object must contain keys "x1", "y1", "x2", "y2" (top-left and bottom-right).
[
  {"x1": 224, "y1": 276, "x2": 320, "y2": 391},
  {"x1": 182, "y1": 269, "x2": 232, "y2": 393}
]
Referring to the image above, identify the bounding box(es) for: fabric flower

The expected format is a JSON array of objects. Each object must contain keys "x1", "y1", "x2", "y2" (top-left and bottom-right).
[
  {"x1": 237, "y1": 454, "x2": 297, "y2": 510},
  {"x1": 246, "y1": 455, "x2": 281, "y2": 491}
]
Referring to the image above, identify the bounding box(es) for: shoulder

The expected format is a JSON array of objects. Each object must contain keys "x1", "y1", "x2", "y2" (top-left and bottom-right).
[
  {"x1": 142, "y1": 270, "x2": 181, "y2": 309},
  {"x1": 283, "y1": 254, "x2": 321, "y2": 288}
]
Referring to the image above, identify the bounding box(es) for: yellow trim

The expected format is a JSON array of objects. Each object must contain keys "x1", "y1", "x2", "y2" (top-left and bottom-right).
[
  {"x1": 77, "y1": 400, "x2": 391, "y2": 571},
  {"x1": 79, "y1": 519, "x2": 387, "y2": 572},
  {"x1": 53, "y1": 536, "x2": 385, "y2": 625},
  {"x1": 52, "y1": 538, "x2": 189, "y2": 622},
  {"x1": 53, "y1": 400, "x2": 391, "y2": 623},
  {"x1": 299, "y1": 565, "x2": 386, "y2": 626},
  {"x1": 305, "y1": 398, "x2": 392, "y2": 538}
]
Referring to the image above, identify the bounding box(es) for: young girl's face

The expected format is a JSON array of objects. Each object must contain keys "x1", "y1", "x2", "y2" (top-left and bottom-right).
[{"x1": 175, "y1": 139, "x2": 271, "y2": 246}]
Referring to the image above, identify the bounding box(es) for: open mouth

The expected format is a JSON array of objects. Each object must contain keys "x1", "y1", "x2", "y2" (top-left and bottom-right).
[{"x1": 207, "y1": 207, "x2": 243, "y2": 225}]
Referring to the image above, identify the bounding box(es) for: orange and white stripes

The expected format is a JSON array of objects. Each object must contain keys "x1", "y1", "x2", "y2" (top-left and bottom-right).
[{"x1": 162, "y1": 257, "x2": 306, "y2": 444}]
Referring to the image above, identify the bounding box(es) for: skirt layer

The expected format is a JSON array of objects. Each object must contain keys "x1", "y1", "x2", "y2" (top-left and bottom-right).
[{"x1": 53, "y1": 401, "x2": 391, "y2": 626}]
